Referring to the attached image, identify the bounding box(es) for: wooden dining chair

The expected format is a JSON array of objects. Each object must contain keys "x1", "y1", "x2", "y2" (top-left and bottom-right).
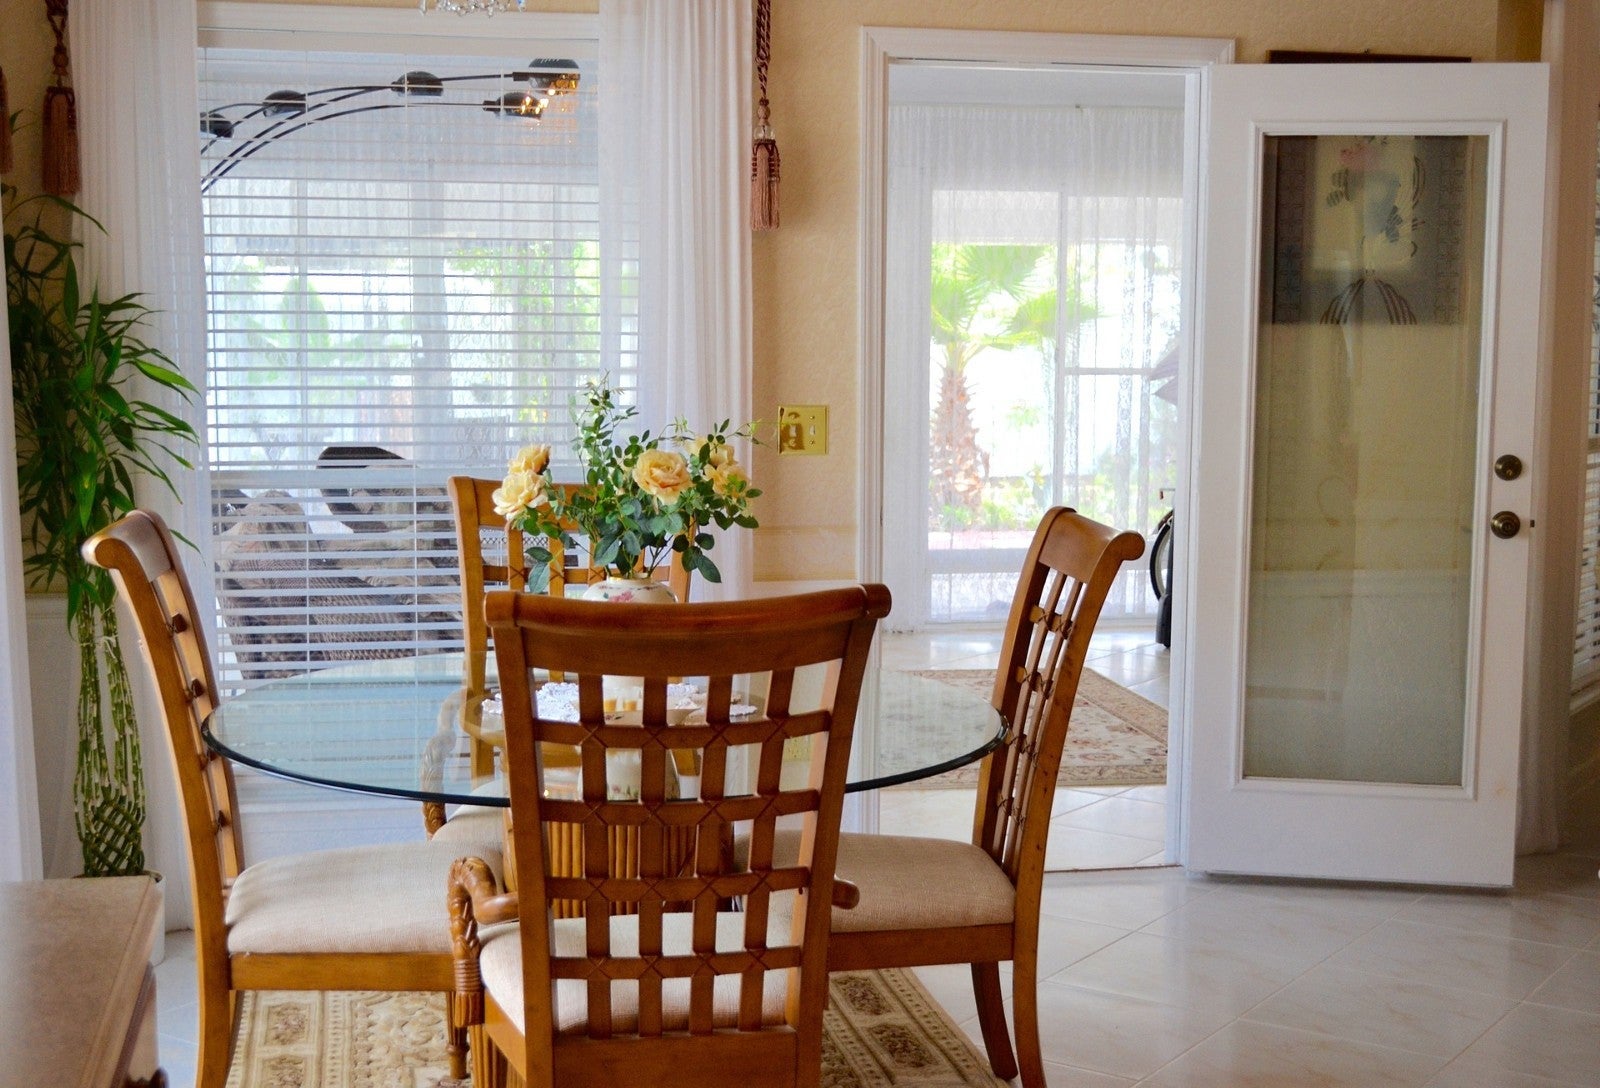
[
  {"x1": 82, "y1": 509, "x2": 508, "y2": 1088},
  {"x1": 447, "y1": 584, "x2": 890, "y2": 1088},
  {"x1": 444, "y1": 476, "x2": 691, "y2": 792},
  {"x1": 812, "y1": 508, "x2": 1144, "y2": 1088}
]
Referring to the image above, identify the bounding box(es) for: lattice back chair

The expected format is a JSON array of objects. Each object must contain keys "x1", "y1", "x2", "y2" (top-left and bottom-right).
[
  {"x1": 84, "y1": 509, "x2": 507, "y2": 1088},
  {"x1": 447, "y1": 476, "x2": 529, "y2": 788},
  {"x1": 450, "y1": 585, "x2": 889, "y2": 1088},
  {"x1": 819, "y1": 508, "x2": 1143, "y2": 1088},
  {"x1": 445, "y1": 477, "x2": 693, "y2": 788}
]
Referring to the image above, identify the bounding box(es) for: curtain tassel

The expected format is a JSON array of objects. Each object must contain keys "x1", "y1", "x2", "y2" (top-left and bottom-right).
[
  {"x1": 42, "y1": 84, "x2": 79, "y2": 196},
  {"x1": 750, "y1": 0, "x2": 779, "y2": 231},
  {"x1": 42, "y1": 1, "x2": 78, "y2": 196},
  {"x1": 0, "y1": 67, "x2": 13, "y2": 175},
  {"x1": 751, "y1": 105, "x2": 779, "y2": 231}
]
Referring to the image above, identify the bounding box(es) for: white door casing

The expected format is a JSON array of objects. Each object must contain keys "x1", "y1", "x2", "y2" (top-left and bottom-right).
[{"x1": 1182, "y1": 63, "x2": 1549, "y2": 887}]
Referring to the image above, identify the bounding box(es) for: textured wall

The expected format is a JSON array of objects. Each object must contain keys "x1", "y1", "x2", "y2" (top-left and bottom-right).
[
  {"x1": 0, "y1": 0, "x2": 1532, "y2": 582},
  {"x1": 752, "y1": 0, "x2": 1520, "y2": 581}
]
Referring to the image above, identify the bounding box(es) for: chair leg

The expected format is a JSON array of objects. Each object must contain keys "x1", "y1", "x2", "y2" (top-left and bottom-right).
[
  {"x1": 447, "y1": 996, "x2": 468, "y2": 1080},
  {"x1": 196, "y1": 985, "x2": 235, "y2": 1088},
  {"x1": 970, "y1": 961, "x2": 1019, "y2": 1081},
  {"x1": 1011, "y1": 948, "x2": 1047, "y2": 1088},
  {"x1": 469, "y1": 737, "x2": 497, "y2": 780},
  {"x1": 472, "y1": 1024, "x2": 507, "y2": 1088}
]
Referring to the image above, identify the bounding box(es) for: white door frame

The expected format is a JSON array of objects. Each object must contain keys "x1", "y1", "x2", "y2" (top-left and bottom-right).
[{"x1": 855, "y1": 27, "x2": 1233, "y2": 841}]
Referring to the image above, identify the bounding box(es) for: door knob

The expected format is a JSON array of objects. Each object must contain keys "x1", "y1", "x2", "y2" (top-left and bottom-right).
[
  {"x1": 1494, "y1": 454, "x2": 1523, "y2": 481},
  {"x1": 1490, "y1": 511, "x2": 1521, "y2": 539}
]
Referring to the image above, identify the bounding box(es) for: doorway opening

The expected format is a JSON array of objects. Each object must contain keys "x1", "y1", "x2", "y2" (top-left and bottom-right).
[{"x1": 860, "y1": 37, "x2": 1222, "y2": 869}]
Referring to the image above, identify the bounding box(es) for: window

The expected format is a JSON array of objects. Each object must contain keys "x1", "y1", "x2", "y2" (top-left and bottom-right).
[
  {"x1": 198, "y1": 35, "x2": 625, "y2": 686},
  {"x1": 1574, "y1": 123, "x2": 1600, "y2": 700},
  {"x1": 880, "y1": 70, "x2": 1187, "y2": 628}
]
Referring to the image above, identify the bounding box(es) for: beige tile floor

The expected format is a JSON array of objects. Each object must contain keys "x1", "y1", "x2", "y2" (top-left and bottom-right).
[
  {"x1": 149, "y1": 626, "x2": 1600, "y2": 1087},
  {"x1": 879, "y1": 625, "x2": 1172, "y2": 869}
]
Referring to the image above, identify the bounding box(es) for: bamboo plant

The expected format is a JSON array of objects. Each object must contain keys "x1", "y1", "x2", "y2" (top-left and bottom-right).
[{"x1": 5, "y1": 180, "x2": 198, "y2": 877}]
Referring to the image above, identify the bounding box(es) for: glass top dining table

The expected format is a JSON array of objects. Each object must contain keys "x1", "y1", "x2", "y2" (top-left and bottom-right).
[{"x1": 202, "y1": 653, "x2": 1006, "y2": 806}]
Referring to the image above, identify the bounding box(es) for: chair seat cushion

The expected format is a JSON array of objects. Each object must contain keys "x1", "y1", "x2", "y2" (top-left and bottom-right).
[
  {"x1": 480, "y1": 896, "x2": 797, "y2": 1036},
  {"x1": 226, "y1": 838, "x2": 504, "y2": 955},
  {"x1": 827, "y1": 832, "x2": 1015, "y2": 932},
  {"x1": 431, "y1": 804, "x2": 506, "y2": 845}
]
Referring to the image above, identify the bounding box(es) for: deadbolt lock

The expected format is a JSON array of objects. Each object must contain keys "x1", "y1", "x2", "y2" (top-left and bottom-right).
[
  {"x1": 1494, "y1": 454, "x2": 1523, "y2": 481},
  {"x1": 1490, "y1": 511, "x2": 1522, "y2": 539}
]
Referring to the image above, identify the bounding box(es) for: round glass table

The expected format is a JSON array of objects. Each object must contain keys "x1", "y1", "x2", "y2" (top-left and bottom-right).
[{"x1": 202, "y1": 653, "x2": 1006, "y2": 805}]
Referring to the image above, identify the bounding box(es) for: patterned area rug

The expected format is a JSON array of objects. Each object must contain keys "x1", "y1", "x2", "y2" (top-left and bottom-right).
[
  {"x1": 912, "y1": 667, "x2": 1167, "y2": 788},
  {"x1": 226, "y1": 969, "x2": 1005, "y2": 1088}
]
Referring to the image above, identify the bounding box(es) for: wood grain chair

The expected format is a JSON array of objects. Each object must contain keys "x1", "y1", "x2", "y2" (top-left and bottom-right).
[
  {"x1": 82, "y1": 509, "x2": 508, "y2": 1088},
  {"x1": 448, "y1": 584, "x2": 890, "y2": 1088},
  {"x1": 814, "y1": 508, "x2": 1144, "y2": 1088},
  {"x1": 443, "y1": 476, "x2": 691, "y2": 794}
]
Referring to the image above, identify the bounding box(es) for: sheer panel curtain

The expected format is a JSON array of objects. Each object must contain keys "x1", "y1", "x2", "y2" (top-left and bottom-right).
[
  {"x1": 883, "y1": 103, "x2": 1184, "y2": 629},
  {"x1": 70, "y1": 0, "x2": 207, "y2": 925},
  {"x1": 0, "y1": 219, "x2": 43, "y2": 882},
  {"x1": 601, "y1": 0, "x2": 753, "y2": 599}
]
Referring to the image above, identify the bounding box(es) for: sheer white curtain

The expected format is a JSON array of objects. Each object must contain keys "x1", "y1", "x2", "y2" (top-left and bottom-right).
[
  {"x1": 0, "y1": 223, "x2": 44, "y2": 882},
  {"x1": 70, "y1": 0, "x2": 207, "y2": 926},
  {"x1": 601, "y1": 0, "x2": 753, "y2": 599},
  {"x1": 883, "y1": 103, "x2": 1184, "y2": 629}
]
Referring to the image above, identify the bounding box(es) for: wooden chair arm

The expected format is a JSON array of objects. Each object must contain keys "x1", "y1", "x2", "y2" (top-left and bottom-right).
[
  {"x1": 832, "y1": 878, "x2": 860, "y2": 910},
  {"x1": 447, "y1": 856, "x2": 518, "y2": 1030}
]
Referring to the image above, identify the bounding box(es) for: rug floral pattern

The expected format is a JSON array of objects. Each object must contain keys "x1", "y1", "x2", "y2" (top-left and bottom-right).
[
  {"x1": 911, "y1": 667, "x2": 1167, "y2": 788},
  {"x1": 227, "y1": 970, "x2": 1003, "y2": 1088}
]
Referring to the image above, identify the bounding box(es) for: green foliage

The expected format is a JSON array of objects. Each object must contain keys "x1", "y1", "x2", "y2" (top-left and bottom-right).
[
  {"x1": 497, "y1": 379, "x2": 761, "y2": 587},
  {"x1": 5, "y1": 181, "x2": 198, "y2": 876}
]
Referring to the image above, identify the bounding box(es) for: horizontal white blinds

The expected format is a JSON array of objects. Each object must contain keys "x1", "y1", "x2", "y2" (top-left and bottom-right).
[
  {"x1": 1575, "y1": 127, "x2": 1600, "y2": 699},
  {"x1": 199, "y1": 42, "x2": 627, "y2": 687}
]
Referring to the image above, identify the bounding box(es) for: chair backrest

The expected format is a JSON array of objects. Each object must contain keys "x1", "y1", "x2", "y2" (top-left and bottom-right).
[
  {"x1": 81, "y1": 510, "x2": 245, "y2": 963},
  {"x1": 448, "y1": 475, "x2": 692, "y2": 695},
  {"x1": 486, "y1": 585, "x2": 889, "y2": 1083},
  {"x1": 976, "y1": 508, "x2": 1144, "y2": 894},
  {"x1": 448, "y1": 476, "x2": 529, "y2": 699}
]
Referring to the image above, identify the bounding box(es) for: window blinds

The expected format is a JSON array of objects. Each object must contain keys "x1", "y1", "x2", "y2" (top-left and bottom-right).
[
  {"x1": 198, "y1": 41, "x2": 627, "y2": 687},
  {"x1": 1574, "y1": 138, "x2": 1600, "y2": 699}
]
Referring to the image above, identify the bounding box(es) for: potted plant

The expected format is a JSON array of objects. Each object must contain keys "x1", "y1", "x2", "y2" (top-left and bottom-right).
[
  {"x1": 494, "y1": 378, "x2": 760, "y2": 593},
  {"x1": 5, "y1": 180, "x2": 198, "y2": 878}
]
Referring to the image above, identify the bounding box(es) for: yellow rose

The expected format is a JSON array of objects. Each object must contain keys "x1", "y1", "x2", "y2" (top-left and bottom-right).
[
  {"x1": 693, "y1": 435, "x2": 735, "y2": 469},
  {"x1": 707, "y1": 462, "x2": 749, "y2": 499},
  {"x1": 631, "y1": 448, "x2": 691, "y2": 502},
  {"x1": 509, "y1": 443, "x2": 551, "y2": 476},
  {"x1": 492, "y1": 469, "x2": 548, "y2": 521}
]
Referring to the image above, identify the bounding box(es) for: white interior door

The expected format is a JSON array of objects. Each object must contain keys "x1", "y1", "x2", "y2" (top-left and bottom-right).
[{"x1": 1183, "y1": 63, "x2": 1548, "y2": 887}]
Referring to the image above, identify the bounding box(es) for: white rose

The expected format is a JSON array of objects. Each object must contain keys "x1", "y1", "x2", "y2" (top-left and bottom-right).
[
  {"x1": 631, "y1": 449, "x2": 691, "y2": 502},
  {"x1": 492, "y1": 469, "x2": 547, "y2": 521}
]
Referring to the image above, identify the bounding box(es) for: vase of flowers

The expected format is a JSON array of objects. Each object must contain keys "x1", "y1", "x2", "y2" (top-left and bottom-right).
[{"x1": 492, "y1": 379, "x2": 760, "y2": 595}]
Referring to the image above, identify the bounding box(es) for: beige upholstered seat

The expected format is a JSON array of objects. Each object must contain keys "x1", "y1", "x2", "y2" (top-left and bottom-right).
[
  {"x1": 478, "y1": 897, "x2": 796, "y2": 1035},
  {"x1": 82, "y1": 510, "x2": 507, "y2": 1088},
  {"x1": 448, "y1": 585, "x2": 890, "y2": 1088},
  {"x1": 819, "y1": 509, "x2": 1144, "y2": 1088},
  {"x1": 225, "y1": 839, "x2": 502, "y2": 954}
]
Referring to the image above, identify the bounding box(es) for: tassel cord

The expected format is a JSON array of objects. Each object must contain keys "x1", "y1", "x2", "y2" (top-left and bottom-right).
[{"x1": 750, "y1": 0, "x2": 779, "y2": 230}]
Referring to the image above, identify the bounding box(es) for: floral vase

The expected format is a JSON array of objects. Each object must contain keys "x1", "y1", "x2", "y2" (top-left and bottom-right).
[{"x1": 582, "y1": 574, "x2": 678, "y2": 605}]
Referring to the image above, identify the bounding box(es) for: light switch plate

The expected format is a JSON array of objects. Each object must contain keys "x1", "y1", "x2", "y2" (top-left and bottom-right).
[{"x1": 777, "y1": 405, "x2": 828, "y2": 455}]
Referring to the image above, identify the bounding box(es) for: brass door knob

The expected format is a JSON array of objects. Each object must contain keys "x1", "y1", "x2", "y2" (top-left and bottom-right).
[
  {"x1": 1490, "y1": 511, "x2": 1521, "y2": 539},
  {"x1": 1494, "y1": 454, "x2": 1524, "y2": 481}
]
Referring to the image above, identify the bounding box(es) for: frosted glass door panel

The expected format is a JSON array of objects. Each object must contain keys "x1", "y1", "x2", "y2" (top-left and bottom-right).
[{"x1": 1243, "y1": 134, "x2": 1489, "y2": 786}]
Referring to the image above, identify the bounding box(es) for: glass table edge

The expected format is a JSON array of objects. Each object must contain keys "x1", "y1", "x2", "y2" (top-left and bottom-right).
[{"x1": 202, "y1": 715, "x2": 1011, "y2": 806}]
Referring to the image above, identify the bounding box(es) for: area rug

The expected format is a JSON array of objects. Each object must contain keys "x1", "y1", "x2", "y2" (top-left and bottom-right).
[
  {"x1": 226, "y1": 969, "x2": 1005, "y2": 1088},
  {"x1": 912, "y1": 667, "x2": 1167, "y2": 788}
]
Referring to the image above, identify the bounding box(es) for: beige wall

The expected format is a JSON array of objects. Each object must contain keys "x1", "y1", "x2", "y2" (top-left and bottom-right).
[{"x1": 1, "y1": 0, "x2": 1539, "y2": 582}]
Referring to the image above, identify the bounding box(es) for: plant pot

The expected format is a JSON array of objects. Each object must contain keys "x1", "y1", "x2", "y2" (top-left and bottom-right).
[
  {"x1": 148, "y1": 870, "x2": 166, "y2": 966},
  {"x1": 581, "y1": 575, "x2": 678, "y2": 605}
]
